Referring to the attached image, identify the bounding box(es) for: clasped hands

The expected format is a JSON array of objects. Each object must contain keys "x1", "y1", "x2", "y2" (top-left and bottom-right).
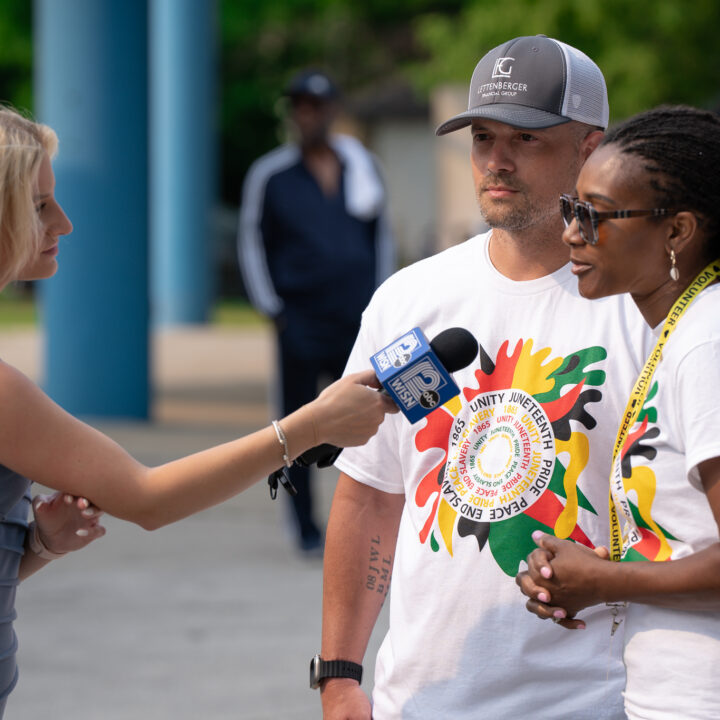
[
  {"x1": 33, "y1": 491, "x2": 106, "y2": 556},
  {"x1": 515, "y1": 530, "x2": 610, "y2": 630}
]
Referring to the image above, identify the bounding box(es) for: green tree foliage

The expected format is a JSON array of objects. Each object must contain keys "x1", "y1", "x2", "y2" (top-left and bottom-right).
[
  {"x1": 219, "y1": 0, "x2": 464, "y2": 202},
  {"x1": 221, "y1": 0, "x2": 720, "y2": 201},
  {"x1": 1, "y1": 1, "x2": 716, "y2": 205},
  {"x1": 411, "y1": 0, "x2": 720, "y2": 124},
  {"x1": 0, "y1": 0, "x2": 32, "y2": 113}
]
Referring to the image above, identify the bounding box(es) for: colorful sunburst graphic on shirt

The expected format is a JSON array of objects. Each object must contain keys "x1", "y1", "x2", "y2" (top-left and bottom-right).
[
  {"x1": 414, "y1": 338, "x2": 608, "y2": 577},
  {"x1": 616, "y1": 381, "x2": 677, "y2": 562}
]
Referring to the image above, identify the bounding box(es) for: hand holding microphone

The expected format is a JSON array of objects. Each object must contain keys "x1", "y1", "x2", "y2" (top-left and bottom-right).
[
  {"x1": 269, "y1": 327, "x2": 478, "y2": 496},
  {"x1": 295, "y1": 327, "x2": 478, "y2": 469},
  {"x1": 310, "y1": 368, "x2": 400, "y2": 448},
  {"x1": 267, "y1": 367, "x2": 399, "y2": 498}
]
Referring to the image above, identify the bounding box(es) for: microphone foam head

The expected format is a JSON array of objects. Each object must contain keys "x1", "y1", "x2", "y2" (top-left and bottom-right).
[{"x1": 430, "y1": 328, "x2": 478, "y2": 374}]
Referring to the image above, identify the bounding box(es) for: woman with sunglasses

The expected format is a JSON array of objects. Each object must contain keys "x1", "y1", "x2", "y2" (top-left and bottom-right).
[
  {"x1": 517, "y1": 105, "x2": 720, "y2": 719},
  {"x1": 0, "y1": 105, "x2": 396, "y2": 715}
]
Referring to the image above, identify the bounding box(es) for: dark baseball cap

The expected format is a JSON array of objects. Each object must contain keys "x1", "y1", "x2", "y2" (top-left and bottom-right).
[
  {"x1": 284, "y1": 69, "x2": 339, "y2": 100},
  {"x1": 436, "y1": 35, "x2": 608, "y2": 135}
]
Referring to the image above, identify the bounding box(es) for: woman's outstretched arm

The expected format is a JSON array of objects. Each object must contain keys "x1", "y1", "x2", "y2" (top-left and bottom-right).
[{"x1": 0, "y1": 362, "x2": 396, "y2": 530}]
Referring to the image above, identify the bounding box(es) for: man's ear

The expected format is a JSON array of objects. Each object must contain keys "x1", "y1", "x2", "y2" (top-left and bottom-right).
[{"x1": 580, "y1": 130, "x2": 604, "y2": 162}]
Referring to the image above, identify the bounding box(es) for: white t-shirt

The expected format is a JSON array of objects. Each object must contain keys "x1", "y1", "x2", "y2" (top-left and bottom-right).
[
  {"x1": 336, "y1": 232, "x2": 652, "y2": 720},
  {"x1": 611, "y1": 284, "x2": 720, "y2": 720}
]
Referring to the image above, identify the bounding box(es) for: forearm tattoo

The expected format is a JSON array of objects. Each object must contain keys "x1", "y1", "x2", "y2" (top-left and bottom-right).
[{"x1": 366, "y1": 534, "x2": 392, "y2": 598}]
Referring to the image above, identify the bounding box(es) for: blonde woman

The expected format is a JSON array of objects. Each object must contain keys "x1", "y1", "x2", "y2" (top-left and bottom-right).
[{"x1": 0, "y1": 106, "x2": 395, "y2": 713}]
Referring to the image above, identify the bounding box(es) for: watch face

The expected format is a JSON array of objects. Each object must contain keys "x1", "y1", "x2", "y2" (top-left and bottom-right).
[{"x1": 309, "y1": 654, "x2": 322, "y2": 690}]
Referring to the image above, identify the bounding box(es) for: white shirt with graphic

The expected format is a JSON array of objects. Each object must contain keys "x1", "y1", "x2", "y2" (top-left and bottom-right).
[
  {"x1": 612, "y1": 284, "x2": 720, "y2": 720},
  {"x1": 336, "y1": 232, "x2": 652, "y2": 720}
]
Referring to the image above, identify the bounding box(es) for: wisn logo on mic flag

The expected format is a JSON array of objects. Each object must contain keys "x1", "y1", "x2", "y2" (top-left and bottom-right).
[{"x1": 370, "y1": 328, "x2": 460, "y2": 424}]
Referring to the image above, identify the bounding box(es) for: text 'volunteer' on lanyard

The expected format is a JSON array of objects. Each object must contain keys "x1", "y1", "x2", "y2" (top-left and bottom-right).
[{"x1": 608, "y1": 259, "x2": 720, "y2": 563}]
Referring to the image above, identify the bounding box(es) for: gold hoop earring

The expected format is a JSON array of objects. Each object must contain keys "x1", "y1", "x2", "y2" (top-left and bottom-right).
[{"x1": 669, "y1": 250, "x2": 679, "y2": 281}]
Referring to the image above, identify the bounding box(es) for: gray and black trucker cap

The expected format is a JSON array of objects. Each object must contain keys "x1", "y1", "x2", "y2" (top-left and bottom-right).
[{"x1": 436, "y1": 35, "x2": 609, "y2": 135}]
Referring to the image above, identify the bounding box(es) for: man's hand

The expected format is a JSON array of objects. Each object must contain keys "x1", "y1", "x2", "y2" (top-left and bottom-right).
[{"x1": 321, "y1": 679, "x2": 371, "y2": 720}]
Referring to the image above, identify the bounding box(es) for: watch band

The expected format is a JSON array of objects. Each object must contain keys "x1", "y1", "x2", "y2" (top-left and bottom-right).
[
  {"x1": 322, "y1": 659, "x2": 363, "y2": 682},
  {"x1": 310, "y1": 654, "x2": 363, "y2": 689}
]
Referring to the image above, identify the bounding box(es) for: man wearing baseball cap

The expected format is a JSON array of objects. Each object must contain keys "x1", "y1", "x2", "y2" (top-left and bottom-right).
[
  {"x1": 314, "y1": 36, "x2": 651, "y2": 718},
  {"x1": 237, "y1": 69, "x2": 394, "y2": 554}
]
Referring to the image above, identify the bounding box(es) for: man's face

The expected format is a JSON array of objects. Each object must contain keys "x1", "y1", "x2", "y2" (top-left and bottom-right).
[
  {"x1": 290, "y1": 94, "x2": 337, "y2": 147},
  {"x1": 470, "y1": 118, "x2": 592, "y2": 233}
]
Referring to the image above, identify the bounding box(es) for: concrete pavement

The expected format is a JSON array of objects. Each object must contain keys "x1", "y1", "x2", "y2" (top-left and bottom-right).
[{"x1": 2, "y1": 325, "x2": 388, "y2": 719}]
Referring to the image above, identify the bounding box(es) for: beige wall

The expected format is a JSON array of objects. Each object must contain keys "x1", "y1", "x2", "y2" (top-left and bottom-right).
[
  {"x1": 335, "y1": 86, "x2": 488, "y2": 266},
  {"x1": 431, "y1": 85, "x2": 487, "y2": 252},
  {"x1": 370, "y1": 118, "x2": 437, "y2": 266}
]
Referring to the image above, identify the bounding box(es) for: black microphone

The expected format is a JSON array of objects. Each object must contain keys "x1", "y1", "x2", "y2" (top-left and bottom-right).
[{"x1": 295, "y1": 327, "x2": 478, "y2": 469}]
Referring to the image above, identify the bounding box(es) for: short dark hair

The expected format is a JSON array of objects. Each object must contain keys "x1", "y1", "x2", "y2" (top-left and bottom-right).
[{"x1": 600, "y1": 105, "x2": 720, "y2": 253}]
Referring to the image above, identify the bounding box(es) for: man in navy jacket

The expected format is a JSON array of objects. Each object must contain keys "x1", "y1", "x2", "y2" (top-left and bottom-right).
[{"x1": 237, "y1": 69, "x2": 394, "y2": 553}]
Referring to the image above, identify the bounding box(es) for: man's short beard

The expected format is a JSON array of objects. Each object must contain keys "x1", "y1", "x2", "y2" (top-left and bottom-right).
[
  {"x1": 476, "y1": 174, "x2": 538, "y2": 231},
  {"x1": 478, "y1": 195, "x2": 552, "y2": 232}
]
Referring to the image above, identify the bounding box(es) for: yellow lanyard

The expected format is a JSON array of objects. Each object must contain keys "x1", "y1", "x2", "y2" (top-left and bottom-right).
[{"x1": 608, "y1": 259, "x2": 720, "y2": 562}]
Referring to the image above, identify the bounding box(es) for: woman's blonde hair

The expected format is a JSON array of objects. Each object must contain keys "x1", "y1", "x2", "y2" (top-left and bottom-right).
[{"x1": 0, "y1": 106, "x2": 58, "y2": 287}]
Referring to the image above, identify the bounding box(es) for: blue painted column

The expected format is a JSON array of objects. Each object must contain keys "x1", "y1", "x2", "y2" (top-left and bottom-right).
[
  {"x1": 150, "y1": 0, "x2": 216, "y2": 325},
  {"x1": 34, "y1": 0, "x2": 150, "y2": 417}
]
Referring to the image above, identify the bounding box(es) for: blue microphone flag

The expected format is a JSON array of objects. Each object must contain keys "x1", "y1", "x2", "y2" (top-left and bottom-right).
[{"x1": 370, "y1": 328, "x2": 460, "y2": 424}]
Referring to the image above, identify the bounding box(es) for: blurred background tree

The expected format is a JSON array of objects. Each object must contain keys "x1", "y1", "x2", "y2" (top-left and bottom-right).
[
  {"x1": 220, "y1": 0, "x2": 720, "y2": 204},
  {"x1": 410, "y1": 0, "x2": 720, "y2": 120},
  {"x1": 0, "y1": 0, "x2": 32, "y2": 114},
  {"x1": 1, "y1": 0, "x2": 719, "y2": 226},
  {"x1": 220, "y1": 0, "x2": 463, "y2": 203}
]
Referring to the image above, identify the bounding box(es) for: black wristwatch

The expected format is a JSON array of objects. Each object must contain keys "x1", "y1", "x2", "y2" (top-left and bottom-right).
[{"x1": 309, "y1": 654, "x2": 363, "y2": 689}]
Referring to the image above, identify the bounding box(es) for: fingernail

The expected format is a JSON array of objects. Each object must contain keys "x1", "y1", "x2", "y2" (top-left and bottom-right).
[
  {"x1": 540, "y1": 566, "x2": 552, "y2": 579},
  {"x1": 538, "y1": 592, "x2": 549, "y2": 603},
  {"x1": 81, "y1": 509, "x2": 94, "y2": 517},
  {"x1": 76, "y1": 529, "x2": 89, "y2": 537},
  {"x1": 34, "y1": 500, "x2": 46, "y2": 511},
  {"x1": 553, "y1": 610, "x2": 566, "y2": 619},
  {"x1": 577, "y1": 623, "x2": 586, "y2": 630},
  {"x1": 532, "y1": 530, "x2": 543, "y2": 541},
  {"x1": 64, "y1": 494, "x2": 73, "y2": 504}
]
